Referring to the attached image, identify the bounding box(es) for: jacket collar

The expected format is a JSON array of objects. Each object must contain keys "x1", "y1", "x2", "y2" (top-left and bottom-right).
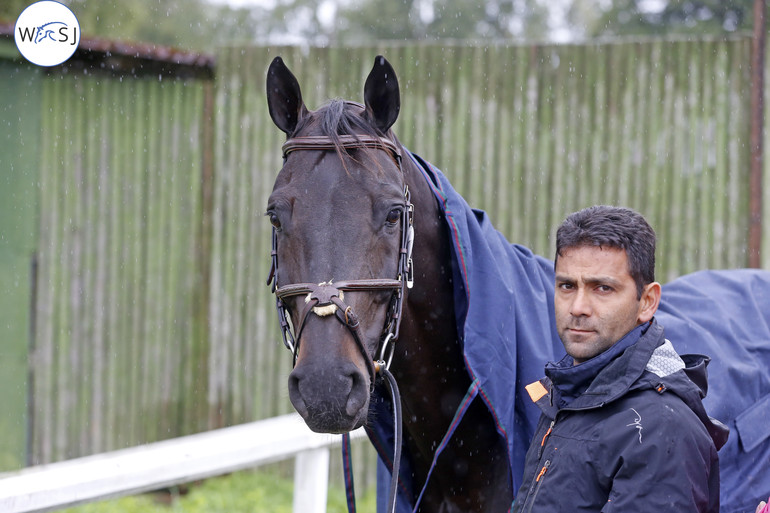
[{"x1": 532, "y1": 320, "x2": 665, "y2": 418}]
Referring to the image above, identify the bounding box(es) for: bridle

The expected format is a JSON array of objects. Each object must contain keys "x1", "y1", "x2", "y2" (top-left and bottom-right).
[
  {"x1": 265, "y1": 133, "x2": 415, "y2": 387},
  {"x1": 266, "y1": 132, "x2": 412, "y2": 513}
]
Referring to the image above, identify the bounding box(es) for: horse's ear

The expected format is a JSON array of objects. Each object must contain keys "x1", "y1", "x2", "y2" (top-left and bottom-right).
[
  {"x1": 364, "y1": 55, "x2": 400, "y2": 133},
  {"x1": 266, "y1": 56, "x2": 308, "y2": 135}
]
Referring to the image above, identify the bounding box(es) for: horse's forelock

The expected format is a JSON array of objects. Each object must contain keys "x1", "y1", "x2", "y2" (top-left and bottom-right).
[
  {"x1": 289, "y1": 100, "x2": 394, "y2": 177},
  {"x1": 294, "y1": 99, "x2": 383, "y2": 153}
]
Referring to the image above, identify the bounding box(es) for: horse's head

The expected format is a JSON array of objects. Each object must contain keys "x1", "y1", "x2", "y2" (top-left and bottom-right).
[{"x1": 266, "y1": 56, "x2": 411, "y2": 433}]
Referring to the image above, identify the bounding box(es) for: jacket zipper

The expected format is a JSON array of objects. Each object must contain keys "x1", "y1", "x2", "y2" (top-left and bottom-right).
[
  {"x1": 519, "y1": 418, "x2": 555, "y2": 513},
  {"x1": 537, "y1": 420, "x2": 555, "y2": 459},
  {"x1": 523, "y1": 459, "x2": 551, "y2": 513}
]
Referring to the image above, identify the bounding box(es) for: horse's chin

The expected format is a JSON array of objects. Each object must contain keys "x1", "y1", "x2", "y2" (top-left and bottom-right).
[{"x1": 301, "y1": 406, "x2": 369, "y2": 434}]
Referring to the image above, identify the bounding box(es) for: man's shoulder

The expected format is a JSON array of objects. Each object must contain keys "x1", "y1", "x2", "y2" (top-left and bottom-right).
[{"x1": 604, "y1": 385, "x2": 715, "y2": 441}]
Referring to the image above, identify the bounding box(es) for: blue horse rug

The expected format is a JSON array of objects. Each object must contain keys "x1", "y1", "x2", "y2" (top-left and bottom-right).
[{"x1": 367, "y1": 154, "x2": 770, "y2": 513}]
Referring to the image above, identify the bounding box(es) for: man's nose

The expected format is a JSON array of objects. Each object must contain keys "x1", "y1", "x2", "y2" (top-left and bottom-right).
[{"x1": 569, "y1": 288, "x2": 592, "y2": 317}]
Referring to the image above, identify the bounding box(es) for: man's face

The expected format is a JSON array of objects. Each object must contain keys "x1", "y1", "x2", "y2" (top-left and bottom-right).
[{"x1": 554, "y1": 245, "x2": 648, "y2": 364}]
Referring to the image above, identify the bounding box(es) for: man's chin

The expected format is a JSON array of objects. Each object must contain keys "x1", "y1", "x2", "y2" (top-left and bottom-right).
[{"x1": 562, "y1": 336, "x2": 600, "y2": 363}]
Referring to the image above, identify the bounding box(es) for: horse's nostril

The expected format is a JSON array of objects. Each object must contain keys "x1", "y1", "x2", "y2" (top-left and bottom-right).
[
  {"x1": 288, "y1": 373, "x2": 308, "y2": 418},
  {"x1": 345, "y1": 370, "x2": 369, "y2": 416}
]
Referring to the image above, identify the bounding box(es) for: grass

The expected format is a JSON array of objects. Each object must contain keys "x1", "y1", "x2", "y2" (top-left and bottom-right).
[{"x1": 61, "y1": 469, "x2": 377, "y2": 513}]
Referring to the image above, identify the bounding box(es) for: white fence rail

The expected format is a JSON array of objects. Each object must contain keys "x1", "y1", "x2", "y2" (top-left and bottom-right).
[{"x1": 0, "y1": 414, "x2": 366, "y2": 513}]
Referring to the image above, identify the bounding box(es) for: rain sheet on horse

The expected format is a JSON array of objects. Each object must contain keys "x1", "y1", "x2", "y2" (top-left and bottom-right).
[{"x1": 368, "y1": 153, "x2": 770, "y2": 513}]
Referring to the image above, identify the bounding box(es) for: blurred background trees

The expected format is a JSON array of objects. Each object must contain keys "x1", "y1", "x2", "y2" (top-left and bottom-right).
[
  {"x1": 567, "y1": 0, "x2": 755, "y2": 39},
  {"x1": 0, "y1": 0, "x2": 759, "y2": 52}
]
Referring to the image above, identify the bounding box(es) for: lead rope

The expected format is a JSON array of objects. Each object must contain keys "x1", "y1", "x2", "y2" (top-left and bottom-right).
[
  {"x1": 341, "y1": 433, "x2": 356, "y2": 512},
  {"x1": 343, "y1": 374, "x2": 479, "y2": 513},
  {"x1": 344, "y1": 362, "x2": 402, "y2": 513}
]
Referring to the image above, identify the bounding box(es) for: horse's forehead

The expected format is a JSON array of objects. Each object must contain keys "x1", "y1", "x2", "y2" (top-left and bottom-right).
[
  {"x1": 299, "y1": 102, "x2": 366, "y2": 133},
  {"x1": 274, "y1": 148, "x2": 401, "y2": 193}
]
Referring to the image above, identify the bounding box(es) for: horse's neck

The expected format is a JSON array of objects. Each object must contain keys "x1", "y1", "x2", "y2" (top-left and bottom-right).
[
  {"x1": 399, "y1": 151, "x2": 463, "y2": 357},
  {"x1": 388, "y1": 153, "x2": 515, "y2": 508},
  {"x1": 392, "y1": 153, "x2": 472, "y2": 449}
]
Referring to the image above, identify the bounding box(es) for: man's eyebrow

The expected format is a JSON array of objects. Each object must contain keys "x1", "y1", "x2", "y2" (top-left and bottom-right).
[
  {"x1": 589, "y1": 276, "x2": 624, "y2": 288},
  {"x1": 555, "y1": 274, "x2": 624, "y2": 287}
]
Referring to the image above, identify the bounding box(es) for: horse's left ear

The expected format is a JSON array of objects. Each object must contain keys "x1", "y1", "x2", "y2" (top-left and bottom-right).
[{"x1": 364, "y1": 55, "x2": 400, "y2": 133}]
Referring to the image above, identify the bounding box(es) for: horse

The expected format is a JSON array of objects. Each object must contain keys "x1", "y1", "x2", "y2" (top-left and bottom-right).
[
  {"x1": 266, "y1": 55, "x2": 515, "y2": 512},
  {"x1": 265, "y1": 56, "x2": 770, "y2": 513}
]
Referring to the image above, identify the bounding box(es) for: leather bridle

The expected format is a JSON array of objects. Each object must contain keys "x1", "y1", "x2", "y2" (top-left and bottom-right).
[
  {"x1": 266, "y1": 133, "x2": 415, "y2": 389},
  {"x1": 266, "y1": 130, "x2": 413, "y2": 513}
]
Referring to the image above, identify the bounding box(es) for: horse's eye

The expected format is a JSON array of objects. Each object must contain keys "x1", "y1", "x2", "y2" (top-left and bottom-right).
[
  {"x1": 386, "y1": 208, "x2": 401, "y2": 225},
  {"x1": 268, "y1": 212, "x2": 282, "y2": 230}
]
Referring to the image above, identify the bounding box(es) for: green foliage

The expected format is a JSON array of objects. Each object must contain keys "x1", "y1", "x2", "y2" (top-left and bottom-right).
[
  {"x1": 2, "y1": 0, "x2": 762, "y2": 49},
  {"x1": 567, "y1": 0, "x2": 756, "y2": 39},
  {"x1": 66, "y1": 0, "x2": 272, "y2": 51},
  {"x1": 333, "y1": 0, "x2": 550, "y2": 43},
  {"x1": 0, "y1": 0, "x2": 31, "y2": 22},
  {"x1": 0, "y1": 0, "x2": 269, "y2": 52},
  {"x1": 60, "y1": 470, "x2": 376, "y2": 513}
]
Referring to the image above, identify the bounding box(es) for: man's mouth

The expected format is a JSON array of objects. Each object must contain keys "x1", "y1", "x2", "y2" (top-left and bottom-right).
[{"x1": 567, "y1": 327, "x2": 594, "y2": 335}]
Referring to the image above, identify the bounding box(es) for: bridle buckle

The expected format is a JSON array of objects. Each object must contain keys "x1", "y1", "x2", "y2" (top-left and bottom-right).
[{"x1": 378, "y1": 333, "x2": 396, "y2": 371}]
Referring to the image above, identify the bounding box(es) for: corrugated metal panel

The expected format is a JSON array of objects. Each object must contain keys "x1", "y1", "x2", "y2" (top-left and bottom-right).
[
  {"x1": 764, "y1": 36, "x2": 770, "y2": 270},
  {"x1": 30, "y1": 72, "x2": 209, "y2": 463},
  {"x1": 0, "y1": 59, "x2": 42, "y2": 471}
]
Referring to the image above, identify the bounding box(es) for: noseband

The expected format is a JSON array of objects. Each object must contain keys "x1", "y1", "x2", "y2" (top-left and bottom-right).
[{"x1": 266, "y1": 133, "x2": 415, "y2": 389}]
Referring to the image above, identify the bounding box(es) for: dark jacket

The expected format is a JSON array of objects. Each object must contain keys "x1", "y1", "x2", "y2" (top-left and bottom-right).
[{"x1": 512, "y1": 319, "x2": 729, "y2": 513}]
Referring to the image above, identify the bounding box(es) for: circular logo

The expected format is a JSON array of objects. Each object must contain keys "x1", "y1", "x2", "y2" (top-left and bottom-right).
[{"x1": 15, "y1": 1, "x2": 80, "y2": 67}]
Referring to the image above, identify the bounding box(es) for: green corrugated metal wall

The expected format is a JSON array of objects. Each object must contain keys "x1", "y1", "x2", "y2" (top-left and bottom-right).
[
  {"x1": 29, "y1": 72, "x2": 210, "y2": 463},
  {"x1": 216, "y1": 40, "x2": 756, "y2": 286},
  {"x1": 0, "y1": 37, "x2": 766, "y2": 490},
  {"x1": 0, "y1": 59, "x2": 41, "y2": 470}
]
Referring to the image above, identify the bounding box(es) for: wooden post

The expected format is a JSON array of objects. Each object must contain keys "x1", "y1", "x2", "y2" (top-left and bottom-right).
[
  {"x1": 293, "y1": 447, "x2": 331, "y2": 513},
  {"x1": 749, "y1": 0, "x2": 766, "y2": 267}
]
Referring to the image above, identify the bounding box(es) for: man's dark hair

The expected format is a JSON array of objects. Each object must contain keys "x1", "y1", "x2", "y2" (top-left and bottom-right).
[{"x1": 555, "y1": 205, "x2": 656, "y2": 298}]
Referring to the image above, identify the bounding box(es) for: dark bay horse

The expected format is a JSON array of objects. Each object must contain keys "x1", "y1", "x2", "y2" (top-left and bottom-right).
[
  {"x1": 266, "y1": 56, "x2": 770, "y2": 513},
  {"x1": 266, "y1": 55, "x2": 513, "y2": 511}
]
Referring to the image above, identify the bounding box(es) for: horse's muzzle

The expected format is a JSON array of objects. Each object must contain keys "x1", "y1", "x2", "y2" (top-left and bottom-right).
[{"x1": 288, "y1": 359, "x2": 370, "y2": 433}]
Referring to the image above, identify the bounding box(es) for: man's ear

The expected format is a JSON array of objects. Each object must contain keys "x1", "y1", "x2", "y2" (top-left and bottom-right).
[{"x1": 638, "y1": 282, "x2": 661, "y2": 323}]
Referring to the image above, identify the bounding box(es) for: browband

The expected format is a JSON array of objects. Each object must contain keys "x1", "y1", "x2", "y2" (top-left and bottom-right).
[{"x1": 282, "y1": 135, "x2": 402, "y2": 163}]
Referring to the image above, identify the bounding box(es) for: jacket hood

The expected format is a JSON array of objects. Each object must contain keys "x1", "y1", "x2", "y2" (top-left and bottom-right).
[
  {"x1": 650, "y1": 349, "x2": 730, "y2": 450},
  {"x1": 636, "y1": 324, "x2": 729, "y2": 450}
]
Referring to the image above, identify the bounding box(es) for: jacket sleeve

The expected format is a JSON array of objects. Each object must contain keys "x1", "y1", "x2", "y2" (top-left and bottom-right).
[{"x1": 599, "y1": 397, "x2": 719, "y2": 513}]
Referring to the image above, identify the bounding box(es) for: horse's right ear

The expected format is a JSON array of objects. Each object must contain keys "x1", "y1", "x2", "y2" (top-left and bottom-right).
[
  {"x1": 266, "y1": 56, "x2": 308, "y2": 135},
  {"x1": 364, "y1": 55, "x2": 400, "y2": 133}
]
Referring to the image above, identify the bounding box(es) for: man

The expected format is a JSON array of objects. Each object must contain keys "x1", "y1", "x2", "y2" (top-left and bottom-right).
[{"x1": 512, "y1": 205, "x2": 728, "y2": 513}]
